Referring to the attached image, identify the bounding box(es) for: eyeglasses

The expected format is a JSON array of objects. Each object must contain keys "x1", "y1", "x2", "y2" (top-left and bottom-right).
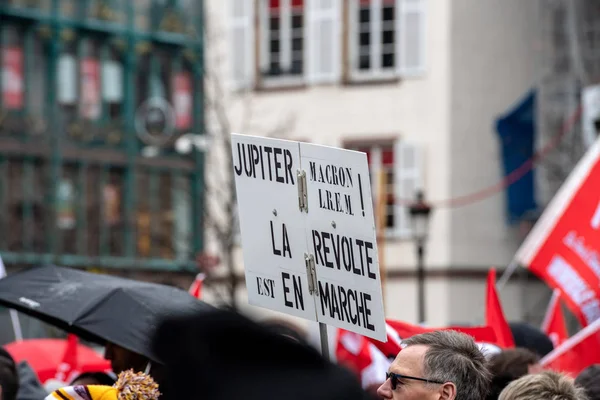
[{"x1": 385, "y1": 372, "x2": 446, "y2": 390}]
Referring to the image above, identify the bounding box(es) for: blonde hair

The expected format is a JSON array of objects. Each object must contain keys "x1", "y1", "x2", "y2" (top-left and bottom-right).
[{"x1": 499, "y1": 371, "x2": 587, "y2": 400}]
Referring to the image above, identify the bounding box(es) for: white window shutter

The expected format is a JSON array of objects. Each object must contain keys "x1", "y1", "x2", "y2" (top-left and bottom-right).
[
  {"x1": 307, "y1": 0, "x2": 341, "y2": 84},
  {"x1": 259, "y1": 0, "x2": 269, "y2": 71},
  {"x1": 397, "y1": 0, "x2": 426, "y2": 77},
  {"x1": 394, "y1": 141, "x2": 423, "y2": 237},
  {"x1": 229, "y1": 0, "x2": 255, "y2": 90}
]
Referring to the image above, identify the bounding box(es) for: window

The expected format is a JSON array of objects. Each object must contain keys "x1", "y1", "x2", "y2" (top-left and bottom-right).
[
  {"x1": 229, "y1": 0, "x2": 341, "y2": 89},
  {"x1": 349, "y1": 0, "x2": 426, "y2": 81},
  {"x1": 260, "y1": 0, "x2": 305, "y2": 81},
  {"x1": 136, "y1": 48, "x2": 192, "y2": 147},
  {"x1": 355, "y1": 0, "x2": 397, "y2": 73},
  {"x1": 347, "y1": 140, "x2": 422, "y2": 238},
  {"x1": 2, "y1": 25, "x2": 25, "y2": 113},
  {"x1": 228, "y1": 0, "x2": 424, "y2": 87},
  {"x1": 57, "y1": 36, "x2": 125, "y2": 145},
  {"x1": 359, "y1": 145, "x2": 396, "y2": 231},
  {"x1": 1, "y1": 24, "x2": 47, "y2": 137}
]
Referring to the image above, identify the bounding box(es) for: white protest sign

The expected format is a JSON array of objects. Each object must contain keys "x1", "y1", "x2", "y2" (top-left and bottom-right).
[
  {"x1": 232, "y1": 134, "x2": 386, "y2": 341},
  {"x1": 300, "y1": 142, "x2": 386, "y2": 341},
  {"x1": 232, "y1": 135, "x2": 317, "y2": 321}
]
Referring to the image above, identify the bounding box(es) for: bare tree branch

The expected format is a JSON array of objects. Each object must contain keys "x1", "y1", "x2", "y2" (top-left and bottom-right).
[{"x1": 198, "y1": 16, "x2": 296, "y2": 309}]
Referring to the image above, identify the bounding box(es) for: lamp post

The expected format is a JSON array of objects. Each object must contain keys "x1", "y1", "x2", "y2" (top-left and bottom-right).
[{"x1": 409, "y1": 190, "x2": 432, "y2": 324}]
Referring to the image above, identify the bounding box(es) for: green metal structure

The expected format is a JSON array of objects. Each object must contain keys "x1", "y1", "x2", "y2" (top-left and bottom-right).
[{"x1": 0, "y1": 0, "x2": 204, "y2": 272}]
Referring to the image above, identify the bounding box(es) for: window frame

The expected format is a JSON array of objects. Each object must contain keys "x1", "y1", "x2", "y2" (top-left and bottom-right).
[
  {"x1": 348, "y1": 0, "x2": 400, "y2": 82},
  {"x1": 347, "y1": 0, "x2": 427, "y2": 82},
  {"x1": 346, "y1": 140, "x2": 399, "y2": 238},
  {"x1": 346, "y1": 138, "x2": 422, "y2": 239},
  {"x1": 258, "y1": 0, "x2": 309, "y2": 88}
]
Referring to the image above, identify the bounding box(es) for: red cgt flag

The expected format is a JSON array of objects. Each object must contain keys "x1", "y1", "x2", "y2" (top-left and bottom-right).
[
  {"x1": 337, "y1": 319, "x2": 507, "y2": 387},
  {"x1": 367, "y1": 319, "x2": 503, "y2": 360},
  {"x1": 515, "y1": 138, "x2": 600, "y2": 327},
  {"x1": 541, "y1": 317, "x2": 600, "y2": 377},
  {"x1": 541, "y1": 289, "x2": 569, "y2": 348}
]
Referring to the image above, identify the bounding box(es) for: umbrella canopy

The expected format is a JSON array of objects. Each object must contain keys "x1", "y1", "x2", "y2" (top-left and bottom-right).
[
  {"x1": 0, "y1": 265, "x2": 213, "y2": 363},
  {"x1": 5, "y1": 338, "x2": 109, "y2": 383}
]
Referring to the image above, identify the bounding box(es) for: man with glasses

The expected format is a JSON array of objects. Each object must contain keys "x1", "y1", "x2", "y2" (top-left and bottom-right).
[{"x1": 378, "y1": 330, "x2": 491, "y2": 400}]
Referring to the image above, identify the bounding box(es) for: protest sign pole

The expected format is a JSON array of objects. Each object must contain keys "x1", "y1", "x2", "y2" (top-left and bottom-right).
[{"x1": 319, "y1": 322, "x2": 331, "y2": 361}]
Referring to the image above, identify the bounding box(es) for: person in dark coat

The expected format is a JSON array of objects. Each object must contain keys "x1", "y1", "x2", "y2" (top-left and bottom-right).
[
  {"x1": 15, "y1": 362, "x2": 46, "y2": 400},
  {"x1": 0, "y1": 347, "x2": 19, "y2": 400},
  {"x1": 151, "y1": 309, "x2": 369, "y2": 400}
]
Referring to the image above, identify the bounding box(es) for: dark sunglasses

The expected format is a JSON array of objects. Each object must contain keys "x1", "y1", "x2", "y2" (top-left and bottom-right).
[{"x1": 385, "y1": 372, "x2": 446, "y2": 390}]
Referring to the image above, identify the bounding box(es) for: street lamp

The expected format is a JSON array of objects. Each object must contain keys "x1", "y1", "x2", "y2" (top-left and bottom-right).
[{"x1": 408, "y1": 190, "x2": 432, "y2": 324}]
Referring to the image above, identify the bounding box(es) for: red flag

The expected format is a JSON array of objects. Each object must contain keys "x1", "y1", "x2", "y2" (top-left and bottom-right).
[
  {"x1": 541, "y1": 289, "x2": 569, "y2": 348},
  {"x1": 515, "y1": 138, "x2": 600, "y2": 327},
  {"x1": 336, "y1": 330, "x2": 373, "y2": 375},
  {"x1": 368, "y1": 319, "x2": 503, "y2": 359},
  {"x1": 54, "y1": 334, "x2": 80, "y2": 383},
  {"x1": 336, "y1": 329, "x2": 391, "y2": 388},
  {"x1": 486, "y1": 268, "x2": 515, "y2": 348},
  {"x1": 189, "y1": 273, "x2": 205, "y2": 299},
  {"x1": 541, "y1": 317, "x2": 600, "y2": 377}
]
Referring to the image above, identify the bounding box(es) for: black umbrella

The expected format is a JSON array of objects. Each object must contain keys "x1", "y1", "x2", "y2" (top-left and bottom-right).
[{"x1": 0, "y1": 265, "x2": 213, "y2": 363}]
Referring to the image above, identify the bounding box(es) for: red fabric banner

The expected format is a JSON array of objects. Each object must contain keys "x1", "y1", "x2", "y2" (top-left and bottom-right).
[
  {"x1": 2, "y1": 47, "x2": 24, "y2": 110},
  {"x1": 173, "y1": 72, "x2": 192, "y2": 130},
  {"x1": 516, "y1": 139, "x2": 600, "y2": 326},
  {"x1": 541, "y1": 317, "x2": 600, "y2": 377},
  {"x1": 541, "y1": 289, "x2": 569, "y2": 348}
]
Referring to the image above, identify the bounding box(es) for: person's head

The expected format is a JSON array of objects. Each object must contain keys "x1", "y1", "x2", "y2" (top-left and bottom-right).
[
  {"x1": 104, "y1": 342, "x2": 149, "y2": 374},
  {"x1": 486, "y1": 348, "x2": 543, "y2": 400},
  {"x1": 377, "y1": 330, "x2": 491, "y2": 400},
  {"x1": 70, "y1": 372, "x2": 116, "y2": 386},
  {"x1": 489, "y1": 348, "x2": 542, "y2": 379},
  {"x1": 575, "y1": 364, "x2": 600, "y2": 400},
  {"x1": 46, "y1": 370, "x2": 159, "y2": 400},
  {"x1": 509, "y1": 323, "x2": 554, "y2": 358},
  {"x1": 262, "y1": 319, "x2": 306, "y2": 343},
  {"x1": 499, "y1": 370, "x2": 586, "y2": 400},
  {"x1": 0, "y1": 348, "x2": 19, "y2": 400}
]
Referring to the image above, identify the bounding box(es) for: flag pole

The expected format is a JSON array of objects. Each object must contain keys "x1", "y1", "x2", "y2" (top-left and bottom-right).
[
  {"x1": 9, "y1": 311, "x2": 23, "y2": 341},
  {"x1": 496, "y1": 259, "x2": 519, "y2": 291},
  {"x1": 541, "y1": 289, "x2": 561, "y2": 333}
]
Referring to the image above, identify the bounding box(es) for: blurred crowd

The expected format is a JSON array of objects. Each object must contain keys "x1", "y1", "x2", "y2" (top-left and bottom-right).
[{"x1": 0, "y1": 309, "x2": 598, "y2": 400}]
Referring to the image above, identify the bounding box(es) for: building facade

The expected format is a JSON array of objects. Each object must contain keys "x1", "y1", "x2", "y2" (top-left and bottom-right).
[
  {"x1": 0, "y1": 0, "x2": 206, "y2": 341},
  {"x1": 203, "y1": 0, "x2": 550, "y2": 330}
]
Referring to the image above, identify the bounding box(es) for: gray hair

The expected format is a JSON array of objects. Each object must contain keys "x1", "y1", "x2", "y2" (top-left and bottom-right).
[
  {"x1": 499, "y1": 371, "x2": 587, "y2": 400},
  {"x1": 402, "y1": 330, "x2": 491, "y2": 400}
]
